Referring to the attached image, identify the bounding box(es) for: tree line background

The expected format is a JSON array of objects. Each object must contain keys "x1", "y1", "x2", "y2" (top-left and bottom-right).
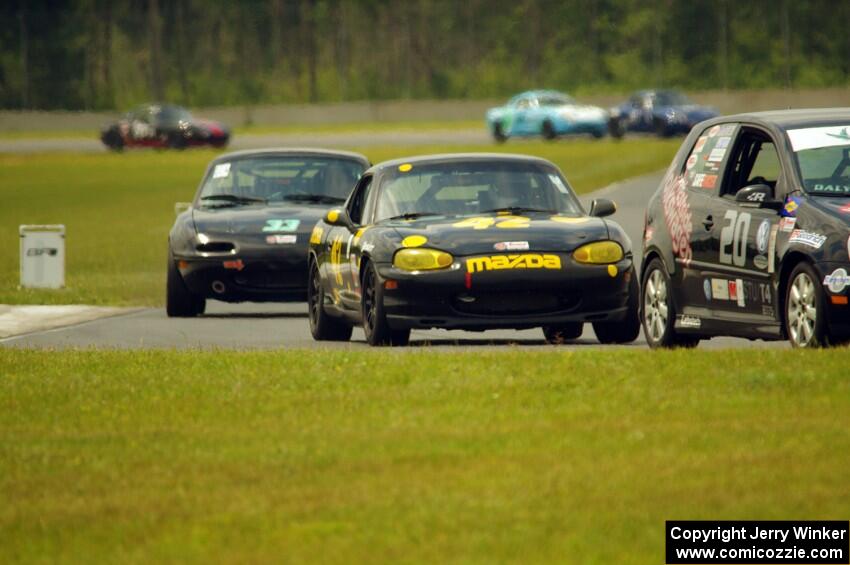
[{"x1": 2, "y1": 0, "x2": 849, "y2": 111}]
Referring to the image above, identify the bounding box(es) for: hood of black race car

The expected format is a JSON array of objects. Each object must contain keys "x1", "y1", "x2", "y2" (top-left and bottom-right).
[
  {"x1": 386, "y1": 214, "x2": 611, "y2": 255},
  {"x1": 192, "y1": 204, "x2": 325, "y2": 239}
]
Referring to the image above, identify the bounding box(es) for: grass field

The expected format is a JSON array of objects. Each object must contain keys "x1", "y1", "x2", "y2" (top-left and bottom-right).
[
  {"x1": 1, "y1": 347, "x2": 848, "y2": 563},
  {"x1": 0, "y1": 138, "x2": 679, "y2": 306}
]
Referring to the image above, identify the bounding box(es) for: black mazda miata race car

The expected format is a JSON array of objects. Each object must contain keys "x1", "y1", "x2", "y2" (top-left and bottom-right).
[
  {"x1": 307, "y1": 153, "x2": 640, "y2": 346},
  {"x1": 167, "y1": 148, "x2": 369, "y2": 316},
  {"x1": 641, "y1": 108, "x2": 850, "y2": 348},
  {"x1": 101, "y1": 104, "x2": 230, "y2": 150}
]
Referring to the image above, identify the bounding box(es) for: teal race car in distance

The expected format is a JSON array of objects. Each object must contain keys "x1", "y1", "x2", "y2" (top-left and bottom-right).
[{"x1": 486, "y1": 90, "x2": 609, "y2": 142}]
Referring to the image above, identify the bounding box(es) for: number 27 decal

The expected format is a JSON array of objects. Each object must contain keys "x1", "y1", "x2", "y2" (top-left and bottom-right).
[{"x1": 719, "y1": 210, "x2": 750, "y2": 266}]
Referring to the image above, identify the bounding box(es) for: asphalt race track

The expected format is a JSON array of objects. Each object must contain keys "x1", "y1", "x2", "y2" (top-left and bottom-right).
[
  {"x1": 2, "y1": 171, "x2": 787, "y2": 350},
  {"x1": 0, "y1": 129, "x2": 491, "y2": 154}
]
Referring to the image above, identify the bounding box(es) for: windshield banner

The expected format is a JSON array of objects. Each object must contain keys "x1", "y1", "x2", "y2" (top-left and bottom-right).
[{"x1": 788, "y1": 125, "x2": 850, "y2": 152}]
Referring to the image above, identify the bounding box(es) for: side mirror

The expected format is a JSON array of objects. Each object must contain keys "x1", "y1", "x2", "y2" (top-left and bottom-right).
[
  {"x1": 174, "y1": 202, "x2": 191, "y2": 216},
  {"x1": 589, "y1": 198, "x2": 617, "y2": 218},
  {"x1": 325, "y1": 208, "x2": 354, "y2": 229},
  {"x1": 735, "y1": 184, "x2": 783, "y2": 210}
]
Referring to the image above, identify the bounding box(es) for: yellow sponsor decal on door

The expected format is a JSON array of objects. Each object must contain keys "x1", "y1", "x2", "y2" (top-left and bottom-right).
[
  {"x1": 330, "y1": 235, "x2": 345, "y2": 284},
  {"x1": 466, "y1": 254, "x2": 561, "y2": 273}
]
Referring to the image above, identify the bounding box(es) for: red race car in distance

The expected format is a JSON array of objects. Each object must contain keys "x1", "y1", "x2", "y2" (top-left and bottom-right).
[{"x1": 100, "y1": 104, "x2": 230, "y2": 151}]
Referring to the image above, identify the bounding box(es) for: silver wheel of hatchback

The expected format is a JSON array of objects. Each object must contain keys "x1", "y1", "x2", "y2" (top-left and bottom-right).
[
  {"x1": 640, "y1": 258, "x2": 699, "y2": 349},
  {"x1": 787, "y1": 271, "x2": 818, "y2": 347},
  {"x1": 644, "y1": 268, "x2": 668, "y2": 343}
]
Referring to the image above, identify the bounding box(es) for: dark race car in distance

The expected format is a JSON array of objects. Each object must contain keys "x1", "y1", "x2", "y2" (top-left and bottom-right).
[
  {"x1": 308, "y1": 153, "x2": 640, "y2": 346},
  {"x1": 641, "y1": 108, "x2": 850, "y2": 348},
  {"x1": 608, "y1": 90, "x2": 718, "y2": 138},
  {"x1": 101, "y1": 103, "x2": 230, "y2": 150},
  {"x1": 167, "y1": 148, "x2": 369, "y2": 316}
]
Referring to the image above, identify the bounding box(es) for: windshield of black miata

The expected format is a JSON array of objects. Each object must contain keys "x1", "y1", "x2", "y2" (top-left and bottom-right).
[{"x1": 375, "y1": 162, "x2": 585, "y2": 222}]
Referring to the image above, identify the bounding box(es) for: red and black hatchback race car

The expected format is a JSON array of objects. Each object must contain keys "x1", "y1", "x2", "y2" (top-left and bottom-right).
[{"x1": 100, "y1": 104, "x2": 229, "y2": 150}]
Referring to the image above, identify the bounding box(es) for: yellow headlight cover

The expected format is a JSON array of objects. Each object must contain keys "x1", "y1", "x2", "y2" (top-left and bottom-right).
[
  {"x1": 573, "y1": 241, "x2": 624, "y2": 264},
  {"x1": 393, "y1": 248, "x2": 454, "y2": 271}
]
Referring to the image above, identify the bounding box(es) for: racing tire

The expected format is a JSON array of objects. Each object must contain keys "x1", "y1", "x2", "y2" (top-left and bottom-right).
[
  {"x1": 102, "y1": 129, "x2": 124, "y2": 151},
  {"x1": 166, "y1": 251, "x2": 205, "y2": 317},
  {"x1": 608, "y1": 117, "x2": 625, "y2": 140},
  {"x1": 593, "y1": 273, "x2": 641, "y2": 344},
  {"x1": 492, "y1": 123, "x2": 507, "y2": 144},
  {"x1": 784, "y1": 262, "x2": 830, "y2": 348},
  {"x1": 541, "y1": 120, "x2": 557, "y2": 141},
  {"x1": 640, "y1": 258, "x2": 699, "y2": 349},
  {"x1": 542, "y1": 323, "x2": 583, "y2": 344},
  {"x1": 362, "y1": 262, "x2": 410, "y2": 346},
  {"x1": 167, "y1": 133, "x2": 187, "y2": 150},
  {"x1": 653, "y1": 119, "x2": 670, "y2": 138},
  {"x1": 307, "y1": 259, "x2": 353, "y2": 342}
]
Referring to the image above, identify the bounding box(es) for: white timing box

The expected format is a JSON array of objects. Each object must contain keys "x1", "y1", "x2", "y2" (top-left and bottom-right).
[{"x1": 20, "y1": 225, "x2": 65, "y2": 289}]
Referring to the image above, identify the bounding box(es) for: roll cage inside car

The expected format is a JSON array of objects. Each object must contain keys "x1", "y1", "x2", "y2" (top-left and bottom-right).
[{"x1": 723, "y1": 127, "x2": 782, "y2": 197}]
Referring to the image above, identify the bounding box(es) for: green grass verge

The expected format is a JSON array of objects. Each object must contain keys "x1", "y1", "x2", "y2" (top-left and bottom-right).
[
  {"x1": 1, "y1": 348, "x2": 848, "y2": 564},
  {"x1": 0, "y1": 139, "x2": 678, "y2": 306}
]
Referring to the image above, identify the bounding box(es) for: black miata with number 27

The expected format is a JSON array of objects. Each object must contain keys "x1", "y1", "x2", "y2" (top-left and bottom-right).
[
  {"x1": 642, "y1": 108, "x2": 850, "y2": 348},
  {"x1": 308, "y1": 153, "x2": 640, "y2": 346}
]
